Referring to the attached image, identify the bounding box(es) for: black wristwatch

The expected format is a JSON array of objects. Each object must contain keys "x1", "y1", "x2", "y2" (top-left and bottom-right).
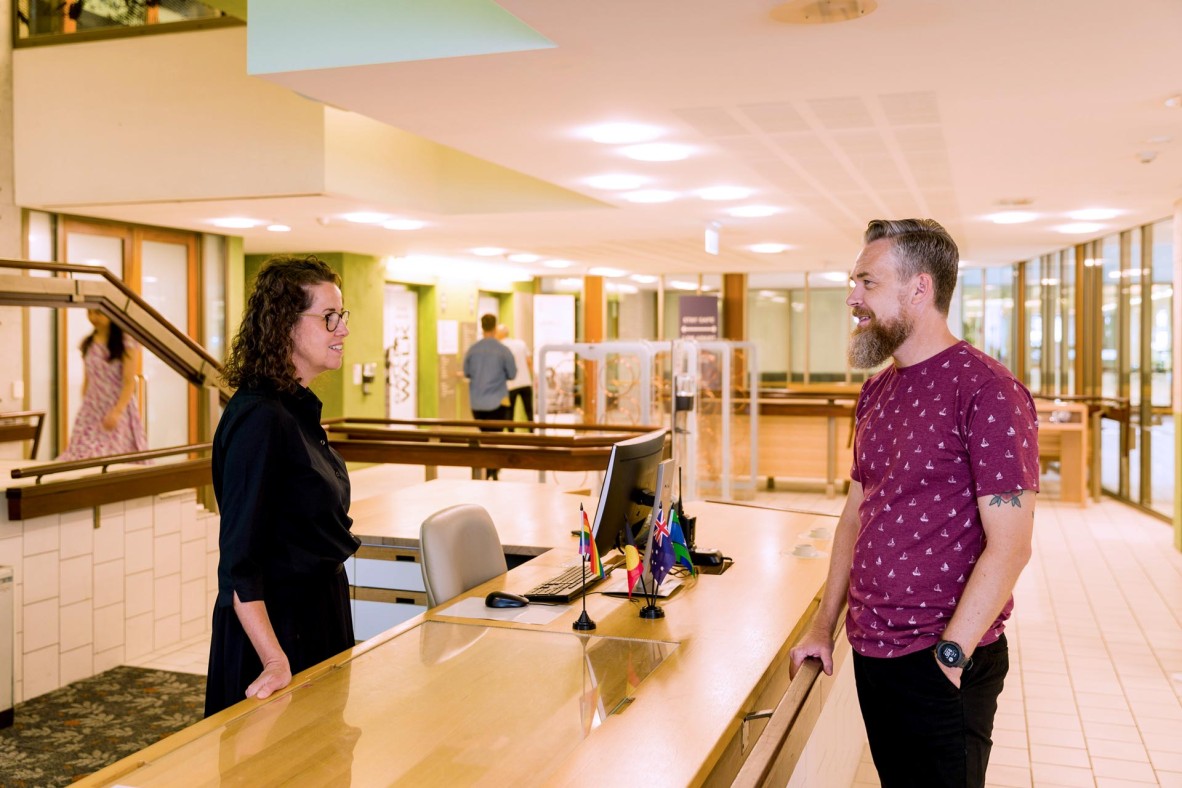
[{"x1": 934, "y1": 639, "x2": 971, "y2": 669}]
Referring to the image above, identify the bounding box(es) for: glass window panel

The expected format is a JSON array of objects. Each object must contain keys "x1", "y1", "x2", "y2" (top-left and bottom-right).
[
  {"x1": 1127, "y1": 230, "x2": 1142, "y2": 503},
  {"x1": 748, "y1": 289, "x2": 790, "y2": 387},
  {"x1": 201, "y1": 235, "x2": 226, "y2": 363},
  {"x1": 1149, "y1": 218, "x2": 1173, "y2": 518},
  {"x1": 983, "y1": 266, "x2": 1013, "y2": 372},
  {"x1": 1099, "y1": 235, "x2": 1120, "y2": 399},
  {"x1": 1060, "y1": 249, "x2": 1076, "y2": 394},
  {"x1": 26, "y1": 212, "x2": 57, "y2": 460},
  {"x1": 789, "y1": 290, "x2": 807, "y2": 384},
  {"x1": 63, "y1": 232, "x2": 125, "y2": 453},
  {"x1": 1023, "y1": 260, "x2": 1041, "y2": 393},
  {"x1": 141, "y1": 239, "x2": 190, "y2": 451},
  {"x1": 959, "y1": 268, "x2": 984, "y2": 350},
  {"x1": 807, "y1": 285, "x2": 852, "y2": 383}
]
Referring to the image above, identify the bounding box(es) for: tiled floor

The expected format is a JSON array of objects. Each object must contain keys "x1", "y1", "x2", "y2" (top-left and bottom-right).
[{"x1": 131, "y1": 472, "x2": 1182, "y2": 787}]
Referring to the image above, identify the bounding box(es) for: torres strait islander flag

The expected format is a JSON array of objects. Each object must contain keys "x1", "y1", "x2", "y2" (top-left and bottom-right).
[
  {"x1": 578, "y1": 504, "x2": 605, "y2": 578},
  {"x1": 670, "y1": 509, "x2": 696, "y2": 575}
]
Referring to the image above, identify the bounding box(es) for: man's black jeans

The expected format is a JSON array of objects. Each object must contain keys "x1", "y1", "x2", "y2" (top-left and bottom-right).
[{"x1": 853, "y1": 635, "x2": 1008, "y2": 788}]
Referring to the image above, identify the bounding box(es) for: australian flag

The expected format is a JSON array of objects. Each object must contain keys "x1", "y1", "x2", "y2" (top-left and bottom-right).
[{"x1": 650, "y1": 504, "x2": 675, "y2": 587}]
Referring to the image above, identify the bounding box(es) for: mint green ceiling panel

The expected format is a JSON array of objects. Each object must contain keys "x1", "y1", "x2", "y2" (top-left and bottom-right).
[{"x1": 248, "y1": 0, "x2": 554, "y2": 75}]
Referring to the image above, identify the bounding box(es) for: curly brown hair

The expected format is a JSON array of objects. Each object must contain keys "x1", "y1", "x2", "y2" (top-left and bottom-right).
[{"x1": 222, "y1": 255, "x2": 340, "y2": 392}]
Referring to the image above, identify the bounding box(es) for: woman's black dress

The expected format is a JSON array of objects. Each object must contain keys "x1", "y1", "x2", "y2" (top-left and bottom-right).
[{"x1": 204, "y1": 384, "x2": 360, "y2": 717}]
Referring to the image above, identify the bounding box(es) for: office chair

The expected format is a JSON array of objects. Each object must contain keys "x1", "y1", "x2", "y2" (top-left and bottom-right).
[{"x1": 419, "y1": 504, "x2": 508, "y2": 608}]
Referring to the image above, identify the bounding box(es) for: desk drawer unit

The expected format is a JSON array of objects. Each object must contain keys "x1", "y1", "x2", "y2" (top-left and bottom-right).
[{"x1": 346, "y1": 544, "x2": 427, "y2": 641}]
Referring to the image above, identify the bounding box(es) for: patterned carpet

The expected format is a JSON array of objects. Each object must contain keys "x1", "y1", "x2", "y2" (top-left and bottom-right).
[{"x1": 0, "y1": 666, "x2": 205, "y2": 786}]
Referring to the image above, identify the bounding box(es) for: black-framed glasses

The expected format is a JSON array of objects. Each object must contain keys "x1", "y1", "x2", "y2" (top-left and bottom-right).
[{"x1": 300, "y1": 310, "x2": 349, "y2": 331}]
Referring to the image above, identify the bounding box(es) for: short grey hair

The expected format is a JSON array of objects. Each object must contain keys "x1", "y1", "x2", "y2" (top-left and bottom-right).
[{"x1": 864, "y1": 219, "x2": 959, "y2": 314}]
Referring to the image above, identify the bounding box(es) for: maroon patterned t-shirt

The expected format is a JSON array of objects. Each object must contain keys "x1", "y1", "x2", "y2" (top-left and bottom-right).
[{"x1": 847, "y1": 341, "x2": 1039, "y2": 658}]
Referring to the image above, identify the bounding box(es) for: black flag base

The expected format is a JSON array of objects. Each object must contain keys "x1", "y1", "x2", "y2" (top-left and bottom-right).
[
  {"x1": 638, "y1": 603, "x2": 665, "y2": 619},
  {"x1": 572, "y1": 610, "x2": 597, "y2": 631}
]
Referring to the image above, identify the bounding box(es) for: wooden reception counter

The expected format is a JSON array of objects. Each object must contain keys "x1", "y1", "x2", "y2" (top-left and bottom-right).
[{"x1": 81, "y1": 481, "x2": 838, "y2": 786}]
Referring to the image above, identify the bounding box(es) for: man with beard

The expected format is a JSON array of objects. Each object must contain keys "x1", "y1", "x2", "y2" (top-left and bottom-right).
[{"x1": 790, "y1": 219, "x2": 1039, "y2": 788}]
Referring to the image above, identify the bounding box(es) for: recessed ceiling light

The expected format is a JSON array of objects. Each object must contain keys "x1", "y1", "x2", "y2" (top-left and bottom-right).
[
  {"x1": 669, "y1": 280, "x2": 698, "y2": 291},
  {"x1": 621, "y1": 189, "x2": 678, "y2": 203},
  {"x1": 727, "y1": 205, "x2": 779, "y2": 218},
  {"x1": 589, "y1": 267, "x2": 627, "y2": 278},
  {"x1": 585, "y1": 174, "x2": 649, "y2": 190},
  {"x1": 610, "y1": 283, "x2": 640, "y2": 295},
  {"x1": 1164, "y1": 95, "x2": 1182, "y2": 109},
  {"x1": 987, "y1": 211, "x2": 1038, "y2": 224},
  {"x1": 583, "y1": 123, "x2": 663, "y2": 145},
  {"x1": 620, "y1": 143, "x2": 692, "y2": 162},
  {"x1": 266, "y1": 224, "x2": 291, "y2": 233},
  {"x1": 210, "y1": 217, "x2": 266, "y2": 229},
  {"x1": 508, "y1": 253, "x2": 541, "y2": 263},
  {"x1": 630, "y1": 274, "x2": 658, "y2": 284},
  {"x1": 819, "y1": 271, "x2": 851, "y2": 283},
  {"x1": 383, "y1": 219, "x2": 427, "y2": 231},
  {"x1": 1145, "y1": 135, "x2": 1172, "y2": 145},
  {"x1": 1055, "y1": 223, "x2": 1103, "y2": 235},
  {"x1": 1066, "y1": 208, "x2": 1120, "y2": 221},
  {"x1": 697, "y1": 186, "x2": 754, "y2": 201},
  {"x1": 341, "y1": 212, "x2": 391, "y2": 224},
  {"x1": 556, "y1": 278, "x2": 584, "y2": 289},
  {"x1": 470, "y1": 247, "x2": 507, "y2": 257},
  {"x1": 544, "y1": 259, "x2": 574, "y2": 269},
  {"x1": 749, "y1": 243, "x2": 791, "y2": 254}
]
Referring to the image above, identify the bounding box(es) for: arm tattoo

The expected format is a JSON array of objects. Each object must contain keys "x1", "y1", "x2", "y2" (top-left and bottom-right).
[{"x1": 989, "y1": 490, "x2": 1024, "y2": 508}]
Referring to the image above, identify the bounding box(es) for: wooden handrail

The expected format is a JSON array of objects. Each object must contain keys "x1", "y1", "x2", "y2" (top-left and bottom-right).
[
  {"x1": 326, "y1": 425, "x2": 627, "y2": 448},
  {"x1": 11, "y1": 442, "x2": 212, "y2": 482},
  {"x1": 321, "y1": 416, "x2": 662, "y2": 433},
  {"x1": 0, "y1": 259, "x2": 221, "y2": 369},
  {"x1": 733, "y1": 603, "x2": 849, "y2": 787},
  {"x1": 0, "y1": 410, "x2": 45, "y2": 459},
  {"x1": 0, "y1": 258, "x2": 230, "y2": 401}
]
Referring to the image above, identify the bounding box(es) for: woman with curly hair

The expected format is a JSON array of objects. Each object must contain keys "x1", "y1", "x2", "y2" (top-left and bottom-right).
[{"x1": 204, "y1": 255, "x2": 359, "y2": 717}]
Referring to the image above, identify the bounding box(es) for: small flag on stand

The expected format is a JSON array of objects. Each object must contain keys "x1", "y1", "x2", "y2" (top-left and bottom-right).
[
  {"x1": 650, "y1": 504, "x2": 675, "y2": 586},
  {"x1": 579, "y1": 504, "x2": 605, "y2": 578},
  {"x1": 670, "y1": 509, "x2": 696, "y2": 575},
  {"x1": 623, "y1": 520, "x2": 643, "y2": 597}
]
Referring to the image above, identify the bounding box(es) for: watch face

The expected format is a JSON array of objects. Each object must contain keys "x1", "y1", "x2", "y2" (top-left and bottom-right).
[{"x1": 937, "y1": 641, "x2": 962, "y2": 666}]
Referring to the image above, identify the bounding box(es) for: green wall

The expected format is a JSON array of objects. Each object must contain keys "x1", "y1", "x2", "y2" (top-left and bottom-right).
[{"x1": 242, "y1": 251, "x2": 385, "y2": 420}]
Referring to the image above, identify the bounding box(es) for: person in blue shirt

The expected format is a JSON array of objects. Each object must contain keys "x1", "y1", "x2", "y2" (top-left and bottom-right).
[{"x1": 462, "y1": 313, "x2": 516, "y2": 479}]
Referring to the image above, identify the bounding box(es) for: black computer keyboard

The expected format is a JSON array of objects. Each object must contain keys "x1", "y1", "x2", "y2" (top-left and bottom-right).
[{"x1": 524, "y1": 564, "x2": 609, "y2": 603}]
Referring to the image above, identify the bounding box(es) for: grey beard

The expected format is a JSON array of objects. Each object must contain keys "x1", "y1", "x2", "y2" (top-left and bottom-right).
[{"x1": 848, "y1": 316, "x2": 912, "y2": 368}]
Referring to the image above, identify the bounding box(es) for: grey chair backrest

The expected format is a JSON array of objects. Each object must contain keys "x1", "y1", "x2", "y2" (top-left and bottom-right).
[{"x1": 419, "y1": 504, "x2": 508, "y2": 608}]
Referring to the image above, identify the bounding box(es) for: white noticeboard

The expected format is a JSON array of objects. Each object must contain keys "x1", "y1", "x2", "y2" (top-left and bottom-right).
[{"x1": 437, "y1": 320, "x2": 459, "y2": 355}]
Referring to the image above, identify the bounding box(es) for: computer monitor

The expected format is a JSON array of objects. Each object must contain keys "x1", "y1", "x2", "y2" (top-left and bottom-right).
[{"x1": 589, "y1": 429, "x2": 669, "y2": 560}]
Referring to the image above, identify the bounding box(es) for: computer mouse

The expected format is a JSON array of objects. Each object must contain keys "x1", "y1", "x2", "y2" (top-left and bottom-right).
[{"x1": 485, "y1": 591, "x2": 529, "y2": 608}]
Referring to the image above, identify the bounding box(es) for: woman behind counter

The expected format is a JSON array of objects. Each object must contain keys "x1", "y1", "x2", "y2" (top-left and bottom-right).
[{"x1": 205, "y1": 255, "x2": 359, "y2": 717}]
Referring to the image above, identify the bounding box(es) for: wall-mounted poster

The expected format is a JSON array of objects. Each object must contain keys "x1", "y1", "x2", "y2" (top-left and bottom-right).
[
  {"x1": 679, "y1": 295, "x2": 719, "y2": 339},
  {"x1": 383, "y1": 286, "x2": 417, "y2": 419}
]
